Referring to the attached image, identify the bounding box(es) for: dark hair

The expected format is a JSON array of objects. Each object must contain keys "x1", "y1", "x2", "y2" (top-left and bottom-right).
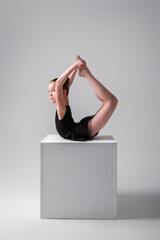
[{"x1": 50, "y1": 77, "x2": 70, "y2": 96}]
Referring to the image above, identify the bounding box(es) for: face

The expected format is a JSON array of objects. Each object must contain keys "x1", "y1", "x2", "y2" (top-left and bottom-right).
[{"x1": 48, "y1": 82, "x2": 56, "y2": 104}]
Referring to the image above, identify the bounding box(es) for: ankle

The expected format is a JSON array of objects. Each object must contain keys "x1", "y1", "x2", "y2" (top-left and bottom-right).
[
  {"x1": 85, "y1": 68, "x2": 92, "y2": 79},
  {"x1": 82, "y1": 66, "x2": 89, "y2": 77}
]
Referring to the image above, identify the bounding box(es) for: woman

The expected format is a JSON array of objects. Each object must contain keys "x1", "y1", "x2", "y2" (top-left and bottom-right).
[{"x1": 48, "y1": 55, "x2": 118, "y2": 141}]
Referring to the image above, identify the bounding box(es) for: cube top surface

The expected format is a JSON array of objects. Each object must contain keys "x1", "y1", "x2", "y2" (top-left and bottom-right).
[{"x1": 41, "y1": 134, "x2": 116, "y2": 144}]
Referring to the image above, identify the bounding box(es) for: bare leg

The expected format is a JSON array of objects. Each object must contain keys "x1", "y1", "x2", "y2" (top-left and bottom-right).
[{"x1": 79, "y1": 66, "x2": 118, "y2": 137}]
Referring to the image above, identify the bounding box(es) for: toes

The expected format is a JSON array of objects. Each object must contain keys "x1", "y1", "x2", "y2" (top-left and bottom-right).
[{"x1": 73, "y1": 55, "x2": 79, "y2": 62}]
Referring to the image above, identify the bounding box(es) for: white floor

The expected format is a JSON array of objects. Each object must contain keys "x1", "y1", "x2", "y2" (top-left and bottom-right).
[{"x1": 1, "y1": 192, "x2": 160, "y2": 240}]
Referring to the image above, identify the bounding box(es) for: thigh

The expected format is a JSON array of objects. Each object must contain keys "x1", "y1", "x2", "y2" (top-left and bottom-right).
[{"x1": 88, "y1": 101, "x2": 116, "y2": 137}]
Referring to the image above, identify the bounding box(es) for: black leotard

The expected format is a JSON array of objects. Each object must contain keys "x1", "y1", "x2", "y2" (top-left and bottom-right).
[
  {"x1": 55, "y1": 105, "x2": 98, "y2": 141},
  {"x1": 55, "y1": 105, "x2": 77, "y2": 138}
]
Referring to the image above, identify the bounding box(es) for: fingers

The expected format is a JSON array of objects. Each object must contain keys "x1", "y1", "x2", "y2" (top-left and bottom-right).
[
  {"x1": 73, "y1": 55, "x2": 87, "y2": 70},
  {"x1": 79, "y1": 61, "x2": 86, "y2": 68}
]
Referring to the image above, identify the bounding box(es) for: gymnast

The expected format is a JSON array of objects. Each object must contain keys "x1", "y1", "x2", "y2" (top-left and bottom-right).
[{"x1": 48, "y1": 55, "x2": 118, "y2": 141}]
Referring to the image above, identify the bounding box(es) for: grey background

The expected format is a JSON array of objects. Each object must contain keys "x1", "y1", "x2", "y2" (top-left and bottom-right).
[{"x1": 0, "y1": 0, "x2": 160, "y2": 236}]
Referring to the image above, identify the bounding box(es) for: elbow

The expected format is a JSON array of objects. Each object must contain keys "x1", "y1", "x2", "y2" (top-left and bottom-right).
[
  {"x1": 55, "y1": 81, "x2": 63, "y2": 90},
  {"x1": 56, "y1": 80, "x2": 61, "y2": 87}
]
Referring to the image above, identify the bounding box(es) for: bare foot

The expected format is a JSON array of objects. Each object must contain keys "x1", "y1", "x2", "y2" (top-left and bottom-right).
[
  {"x1": 73, "y1": 55, "x2": 82, "y2": 62},
  {"x1": 77, "y1": 66, "x2": 91, "y2": 78},
  {"x1": 73, "y1": 55, "x2": 91, "y2": 78}
]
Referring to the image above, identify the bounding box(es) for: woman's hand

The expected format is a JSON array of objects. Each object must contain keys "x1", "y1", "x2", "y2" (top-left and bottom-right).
[
  {"x1": 74, "y1": 55, "x2": 86, "y2": 69},
  {"x1": 74, "y1": 59, "x2": 86, "y2": 68}
]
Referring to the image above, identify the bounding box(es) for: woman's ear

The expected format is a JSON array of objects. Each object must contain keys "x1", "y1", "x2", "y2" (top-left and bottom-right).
[{"x1": 63, "y1": 89, "x2": 67, "y2": 97}]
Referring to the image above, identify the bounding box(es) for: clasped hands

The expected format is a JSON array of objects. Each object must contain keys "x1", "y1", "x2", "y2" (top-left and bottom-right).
[{"x1": 73, "y1": 55, "x2": 86, "y2": 69}]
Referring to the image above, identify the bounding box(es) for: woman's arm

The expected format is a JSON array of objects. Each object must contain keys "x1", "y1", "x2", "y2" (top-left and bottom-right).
[
  {"x1": 55, "y1": 60, "x2": 86, "y2": 120},
  {"x1": 56, "y1": 63, "x2": 77, "y2": 88},
  {"x1": 56, "y1": 59, "x2": 86, "y2": 87},
  {"x1": 68, "y1": 68, "x2": 77, "y2": 87}
]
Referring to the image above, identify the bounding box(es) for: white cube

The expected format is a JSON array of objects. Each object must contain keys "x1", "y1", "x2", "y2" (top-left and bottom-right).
[{"x1": 40, "y1": 134, "x2": 117, "y2": 219}]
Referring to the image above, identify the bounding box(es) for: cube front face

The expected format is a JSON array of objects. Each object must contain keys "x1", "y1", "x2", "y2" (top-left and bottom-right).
[{"x1": 40, "y1": 140, "x2": 117, "y2": 219}]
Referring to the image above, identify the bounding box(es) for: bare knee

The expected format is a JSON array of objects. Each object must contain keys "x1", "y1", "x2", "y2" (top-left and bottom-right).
[
  {"x1": 105, "y1": 95, "x2": 118, "y2": 110},
  {"x1": 111, "y1": 95, "x2": 118, "y2": 109}
]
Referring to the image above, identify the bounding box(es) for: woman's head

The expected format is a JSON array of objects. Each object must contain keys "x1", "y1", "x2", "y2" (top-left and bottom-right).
[{"x1": 48, "y1": 77, "x2": 70, "y2": 104}]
